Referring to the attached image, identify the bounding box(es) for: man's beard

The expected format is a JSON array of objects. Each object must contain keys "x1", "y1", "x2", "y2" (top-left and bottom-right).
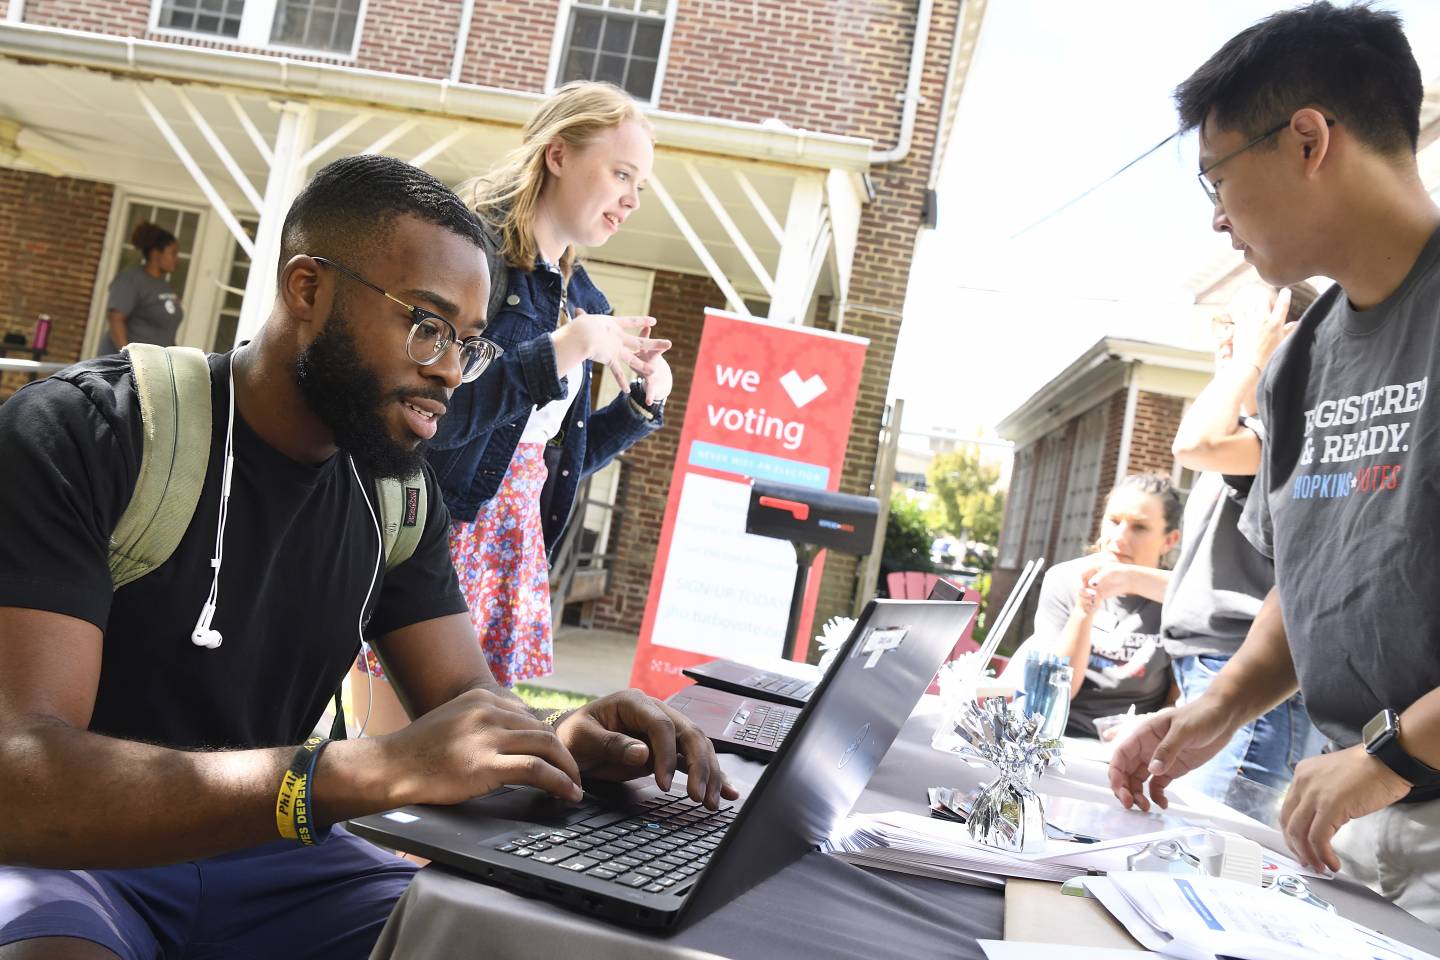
[{"x1": 295, "y1": 305, "x2": 427, "y2": 481}]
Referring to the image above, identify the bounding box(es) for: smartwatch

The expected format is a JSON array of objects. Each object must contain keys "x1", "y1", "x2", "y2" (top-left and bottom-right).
[{"x1": 1363, "y1": 708, "x2": 1440, "y2": 787}]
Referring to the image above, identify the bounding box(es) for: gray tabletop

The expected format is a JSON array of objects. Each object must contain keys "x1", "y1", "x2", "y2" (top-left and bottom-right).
[{"x1": 369, "y1": 704, "x2": 1440, "y2": 960}]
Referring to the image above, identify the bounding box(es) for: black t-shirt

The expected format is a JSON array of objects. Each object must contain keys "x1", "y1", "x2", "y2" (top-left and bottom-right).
[{"x1": 0, "y1": 352, "x2": 466, "y2": 750}]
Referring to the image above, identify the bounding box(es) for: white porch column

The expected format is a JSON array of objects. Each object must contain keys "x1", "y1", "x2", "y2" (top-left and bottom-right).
[
  {"x1": 825, "y1": 169, "x2": 863, "y2": 316},
  {"x1": 768, "y1": 177, "x2": 825, "y2": 324},
  {"x1": 236, "y1": 101, "x2": 316, "y2": 344}
]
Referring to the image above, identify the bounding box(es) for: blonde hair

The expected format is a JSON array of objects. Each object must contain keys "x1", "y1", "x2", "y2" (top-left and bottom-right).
[{"x1": 459, "y1": 81, "x2": 652, "y2": 274}]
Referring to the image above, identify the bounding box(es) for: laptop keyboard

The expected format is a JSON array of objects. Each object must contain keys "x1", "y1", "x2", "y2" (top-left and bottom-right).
[
  {"x1": 732, "y1": 702, "x2": 798, "y2": 748},
  {"x1": 745, "y1": 672, "x2": 817, "y2": 701},
  {"x1": 493, "y1": 794, "x2": 736, "y2": 894}
]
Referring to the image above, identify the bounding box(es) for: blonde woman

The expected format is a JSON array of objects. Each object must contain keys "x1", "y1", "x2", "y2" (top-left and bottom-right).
[{"x1": 354, "y1": 82, "x2": 671, "y2": 730}]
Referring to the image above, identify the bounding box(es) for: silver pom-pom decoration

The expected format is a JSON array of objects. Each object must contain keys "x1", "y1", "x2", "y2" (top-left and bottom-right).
[{"x1": 944, "y1": 697, "x2": 1064, "y2": 853}]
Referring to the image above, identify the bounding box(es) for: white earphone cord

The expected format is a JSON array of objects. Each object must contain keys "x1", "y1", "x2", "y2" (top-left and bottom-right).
[
  {"x1": 191, "y1": 363, "x2": 236, "y2": 650},
  {"x1": 348, "y1": 455, "x2": 384, "y2": 738}
]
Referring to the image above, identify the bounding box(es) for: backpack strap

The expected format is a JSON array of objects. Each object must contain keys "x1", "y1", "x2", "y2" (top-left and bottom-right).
[
  {"x1": 108, "y1": 344, "x2": 213, "y2": 589},
  {"x1": 375, "y1": 472, "x2": 428, "y2": 572}
]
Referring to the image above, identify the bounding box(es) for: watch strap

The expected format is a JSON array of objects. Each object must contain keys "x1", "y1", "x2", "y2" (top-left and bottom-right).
[{"x1": 1369, "y1": 720, "x2": 1440, "y2": 787}]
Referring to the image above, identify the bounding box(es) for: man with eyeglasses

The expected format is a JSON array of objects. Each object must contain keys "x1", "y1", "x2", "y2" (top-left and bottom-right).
[
  {"x1": 1108, "y1": 2, "x2": 1440, "y2": 925},
  {"x1": 0, "y1": 155, "x2": 731, "y2": 959}
]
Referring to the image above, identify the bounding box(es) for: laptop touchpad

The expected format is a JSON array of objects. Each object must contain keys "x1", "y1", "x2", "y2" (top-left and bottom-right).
[{"x1": 674, "y1": 697, "x2": 742, "y2": 728}]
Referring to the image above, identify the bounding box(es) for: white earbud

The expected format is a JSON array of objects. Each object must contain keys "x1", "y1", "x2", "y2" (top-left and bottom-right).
[{"x1": 192, "y1": 600, "x2": 222, "y2": 649}]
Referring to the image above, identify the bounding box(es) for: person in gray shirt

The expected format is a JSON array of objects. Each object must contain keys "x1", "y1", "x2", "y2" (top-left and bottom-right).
[
  {"x1": 99, "y1": 221, "x2": 184, "y2": 354},
  {"x1": 1163, "y1": 279, "x2": 1323, "y2": 821},
  {"x1": 1109, "y1": 2, "x2": 1440, "y2": 925}
]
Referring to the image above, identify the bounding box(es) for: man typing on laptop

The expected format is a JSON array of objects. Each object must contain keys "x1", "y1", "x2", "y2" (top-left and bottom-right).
[{"x1": 0, "y1": 156, "x2": 732, "y2": 960}]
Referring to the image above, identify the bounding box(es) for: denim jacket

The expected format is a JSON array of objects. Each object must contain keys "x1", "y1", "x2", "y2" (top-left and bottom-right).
[{"x1": 427, "y1": 259, "x2": 663, "y2": 559}]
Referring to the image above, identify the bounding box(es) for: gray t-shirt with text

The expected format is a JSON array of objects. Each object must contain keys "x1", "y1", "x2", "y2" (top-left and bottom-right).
[
  {"x1": 1241, "y1": 226, "x2": 1440, "y2": 747},
  {"x1": 100, "y1": 265, "x2": 183, "y2": 354}
]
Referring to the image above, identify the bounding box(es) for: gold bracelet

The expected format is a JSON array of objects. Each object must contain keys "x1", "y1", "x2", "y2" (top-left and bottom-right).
[{"x1": 542, "y1": 709, "x2": 567, "y2": 727}]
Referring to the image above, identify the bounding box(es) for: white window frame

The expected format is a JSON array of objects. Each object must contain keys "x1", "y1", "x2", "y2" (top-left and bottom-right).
[
  {"x1": 147, "y1": 0, "x2": 368, "y2": 61},
  {"x1": 545, "y1": 0, "x2": 678, "y2": 107}
]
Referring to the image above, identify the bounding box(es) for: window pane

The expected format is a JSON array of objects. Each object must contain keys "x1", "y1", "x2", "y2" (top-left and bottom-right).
[
  {"x1": 561, "y1": 7, "x2": 668, "y2": 96},
  {"x1": 333, "y1": 11, "x2": 357, "y2": 50},
  {"x1": 595, "y1": 53, "x2": 626, "y2": 86},
  {"x1": 633, "y1": 19, "x2": 663, "y2": 56},
  {"x1": 624, "y1": 58, "x2": 656, "y2": 99},
  {"x1": 272, "y1": 4, "x2": 307, "y2": 44},
  {"x1": 638, "y1": 0, "x2": 668, "y2": 13},
  {"x1": 160, "y1": 0, "x2": 244, "y2": 35},
  {"x1": 571, "y1": 10, "x2": 602, "y2": 49},
  {"x1": 176, "y1": 211, "x2": 199, "y2": 249},
  {"x1": 308, "y1": 9, "x2": 335, "y2": 45},
  {"x1": 270, "y1": 0, "x2": 361, "y2": 51},
  {"x1": 561, "y1": 47, "x2": 596, "y2": 83},
  {"x1": 600, "y1": 17, "x2": 632, "y2": 54}
]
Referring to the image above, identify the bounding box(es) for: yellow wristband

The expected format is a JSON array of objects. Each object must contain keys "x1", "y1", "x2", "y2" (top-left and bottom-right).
[
  {"x1": 542, "y1": 709, "x2": 567, "y2": 727},
  {"x1": 276, "y1": 736, "x2": 325, "y2": 842}
]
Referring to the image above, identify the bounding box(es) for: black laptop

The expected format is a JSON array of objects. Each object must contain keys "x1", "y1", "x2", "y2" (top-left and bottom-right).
[
  {"x1": 680, "y1": 659, "x2": 819, "y2": 708},
  {"x1": 348, "y1": 598, "x2": 974, "y2": 931}
]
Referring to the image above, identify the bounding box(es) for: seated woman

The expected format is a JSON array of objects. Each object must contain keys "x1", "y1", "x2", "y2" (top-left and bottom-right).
[{"x1": 1000, "y1": 474, "x2": 1182, "y2": 738}]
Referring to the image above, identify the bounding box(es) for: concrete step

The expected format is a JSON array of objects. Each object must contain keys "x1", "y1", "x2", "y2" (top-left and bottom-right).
[{"x1": 525, "y1": 625, "x2": 639, "y2": 699}]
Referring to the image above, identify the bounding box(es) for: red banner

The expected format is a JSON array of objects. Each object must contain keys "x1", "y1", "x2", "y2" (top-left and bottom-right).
[{"x1": 629, "y1": 310, "x2": 869, "y2": 697}]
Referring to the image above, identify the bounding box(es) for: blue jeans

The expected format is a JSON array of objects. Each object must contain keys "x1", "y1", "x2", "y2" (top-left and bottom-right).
[{"x1": 1172, "y1": 653, "x2": 1326, "y2": 823}]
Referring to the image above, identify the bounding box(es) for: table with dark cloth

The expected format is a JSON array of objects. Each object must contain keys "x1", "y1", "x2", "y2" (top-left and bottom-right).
[{"x1": 369, "y1": 700, "x2": 1440, "y2": 960}]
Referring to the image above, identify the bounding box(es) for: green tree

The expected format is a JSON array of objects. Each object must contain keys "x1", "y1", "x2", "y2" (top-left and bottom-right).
[
  {"x1": 882, "y1": 493, "x2": 935, "y2": 574},
  {"x1": 925, "y1": 447, "x2": 1005, "y2": 549}
]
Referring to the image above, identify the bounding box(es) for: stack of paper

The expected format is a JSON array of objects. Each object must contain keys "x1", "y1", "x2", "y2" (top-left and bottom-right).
[
  {"x1": 1084, "y1": 872, "x2": 1438, "y2": 960},
  {"x1": 823, "y1": 810, "x2": 1222, "y2": 887}
]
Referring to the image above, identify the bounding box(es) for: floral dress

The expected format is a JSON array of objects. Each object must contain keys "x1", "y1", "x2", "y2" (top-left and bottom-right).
[
  {"x1": 447, "y1": 442, "x2": 554, "y2": 686},
  {"x1": 358, "y1": 442, "x2": 553, "y2": 687}
]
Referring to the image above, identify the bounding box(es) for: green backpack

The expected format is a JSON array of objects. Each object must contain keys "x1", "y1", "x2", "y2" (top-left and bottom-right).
[{"x1": 106, "y1": 343, "x2": 428, "y2": 588}]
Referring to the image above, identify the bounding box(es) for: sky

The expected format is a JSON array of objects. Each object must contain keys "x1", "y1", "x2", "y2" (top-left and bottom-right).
[{"x1": 890, "y1": 0, "x2": 1440, "y2": 440}]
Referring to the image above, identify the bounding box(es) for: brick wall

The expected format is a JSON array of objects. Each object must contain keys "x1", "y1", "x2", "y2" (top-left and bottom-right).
[
  {"x1": 459, "y1": 0, "x2": 558, "y2": 91},
  {"x1": 22, "y1": 0, "x2": 147, "y2": 36},
  {"x1": 661, "y1": 0, "x2": 913, "y2": 141},
  {"x1": 0, "y1": 168, "x2": 113, "y2": 399},
  {"x1": 588, "y1": 268, "x2": 726, "y2": 633},
  {"x1": 1128, "y1": 390, "x2": 1184, "y2": 478}
]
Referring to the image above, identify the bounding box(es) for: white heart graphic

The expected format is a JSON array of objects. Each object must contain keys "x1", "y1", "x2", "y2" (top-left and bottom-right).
[{"x1": 779, "y1": 370, "x2": 827, "y2": 409}]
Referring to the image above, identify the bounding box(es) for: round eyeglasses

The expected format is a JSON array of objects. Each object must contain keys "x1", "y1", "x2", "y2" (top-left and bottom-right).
[{"x1": 311, "y1": 256, "x2": 503, "y2": 384}]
